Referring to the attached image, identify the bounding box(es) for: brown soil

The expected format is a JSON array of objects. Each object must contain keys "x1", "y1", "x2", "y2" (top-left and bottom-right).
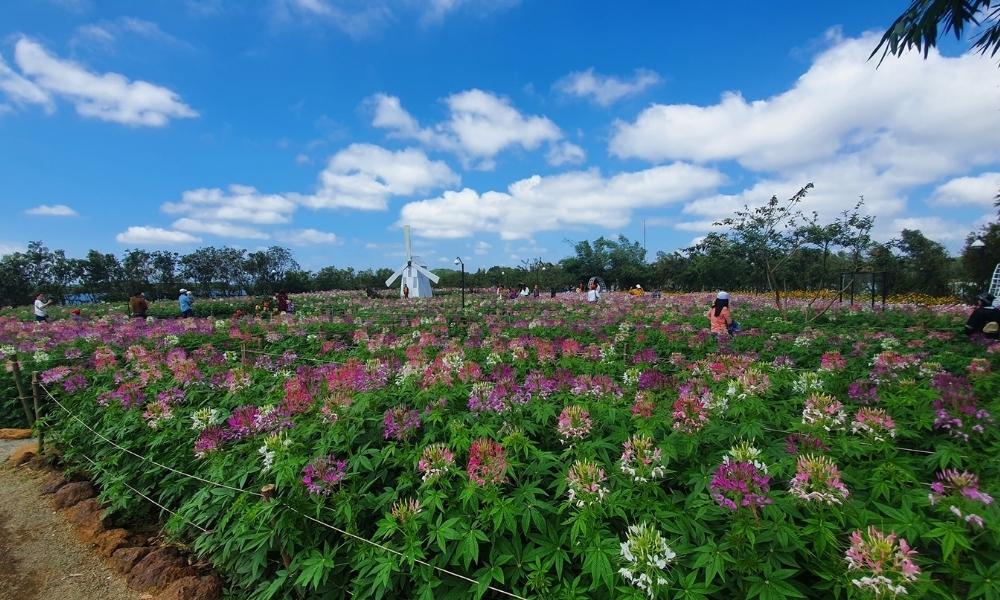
[{"x1": 0, "y1": 439, "x2": 139, "y2": 600}]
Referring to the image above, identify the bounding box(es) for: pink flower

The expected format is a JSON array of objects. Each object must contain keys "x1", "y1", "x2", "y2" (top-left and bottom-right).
[
  {"x1": 845, "y1": 527, "x2": 920, "y2": 595},
  {"x1": 466, "y1": 438, "x2": 506, "y2": 486},
  {"x1": 556, "y1": 405, "x2": 592, "y2": 444},
  {"x1": 788, "y1": 454, "x2": 849, "y2": 505},
  {"x1": 710, "y1": 461, "x2": 771, "y2": 513},
  {"x1": 301, "y1": 454, "x2": 348, "y2": 496}
]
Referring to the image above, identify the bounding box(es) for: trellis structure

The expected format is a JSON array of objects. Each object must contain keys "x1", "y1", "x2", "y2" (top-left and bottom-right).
[{"x1": 839, "y1": 271, "x2": 888, "y2": 309}]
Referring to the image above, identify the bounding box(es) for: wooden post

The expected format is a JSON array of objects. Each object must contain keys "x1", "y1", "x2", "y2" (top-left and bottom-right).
[
  {"x1": 10, "y1": 356, "x2": 35, "y2": 427},
  {"x1": 241, "y1": 342, "x2": 247, "y2": 367},
  {"x1": 31, "y1": 371, "x2": 44, "y2": 455}
]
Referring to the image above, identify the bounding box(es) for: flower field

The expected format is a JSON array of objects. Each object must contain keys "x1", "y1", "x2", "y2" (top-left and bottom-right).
[{"x1": 2, "y1": 292, "x2": 999, "y2": 599}]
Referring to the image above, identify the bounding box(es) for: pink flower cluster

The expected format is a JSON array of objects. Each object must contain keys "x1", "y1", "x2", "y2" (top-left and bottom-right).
[
  {"x1": 383, "y1": 406, "x2": 422, "y2": 441},
  {"x1": 851, "y1": 407, "x2": 896, "y2": 442},
  {"x1": 301, "y1": 454, "x2": 348, "y2": 496},
  {"x1": 801, "y1": 393, "x2": 847, "y2": 431},
  {"x1": 417, "y1": 443, "x2": 455, "y2": 482},
  {"x1": 709, "y1": 461, "x2": 772, "y2": 513},
  {"x1": 565, "y1": 460, "x2": 608, "y2": 507},
  {"x1": 466, "y1": 438, "x2": 507, "y2": 486},
  {"x1": 619, "y1": 434, "x2": 665, "y2": 482},
  {"x1": 556, "y1": 405, "x2": 592, "y2": 444},
  {"x1": 844, "y1": 527, "x2": 920, "y2": 596},
  {"x1": 819, "y1": 351, "x2": 847, "y2": 371},
  {"x1": 631, "y1": 393, "x2": 655, "y2": 419},
  {"x1": 672, "y1": 384, "x2": 710, "y2": 433},
  {"x1": 788, "y1": 454, "x2": 849, "y2": 505},
  {"x1": 931, "y1": 372, "x2": 993, "y2": 441}
]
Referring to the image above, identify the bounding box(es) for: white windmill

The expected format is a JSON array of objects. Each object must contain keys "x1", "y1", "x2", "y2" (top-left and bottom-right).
[{"x1": 385, "y1": 225, "x2": 440, "y2": 298}]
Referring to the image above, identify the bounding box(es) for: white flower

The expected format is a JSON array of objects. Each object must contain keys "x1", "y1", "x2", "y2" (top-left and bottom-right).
[{"x1": 33, "y1": 350, "x2": 50, "y2": 363}]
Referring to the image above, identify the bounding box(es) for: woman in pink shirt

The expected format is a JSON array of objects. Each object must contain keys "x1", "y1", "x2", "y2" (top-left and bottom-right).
[{"x1": 707, "y1": 291, "x2": 732, "y2": 335}]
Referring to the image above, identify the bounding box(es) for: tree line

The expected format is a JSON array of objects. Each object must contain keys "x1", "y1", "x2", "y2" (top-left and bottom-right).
[{"x1": 2, "y1": 187, "x2": 998, "y2": 307}]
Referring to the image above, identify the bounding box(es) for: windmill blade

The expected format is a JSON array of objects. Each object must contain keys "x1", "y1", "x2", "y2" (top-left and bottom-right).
[
  {"x1": 385, "y1": 266, "x2": 405, "y2": 287},
  {"x1": 414, "y1": 264, "x2": 440, "y2": 284},
  {"x1": 403, "y1": 225, "x2": 412, "y2": 261}
]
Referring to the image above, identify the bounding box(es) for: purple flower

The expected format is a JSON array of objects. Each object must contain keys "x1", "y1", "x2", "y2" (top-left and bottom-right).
[
  {"x1": 710, "y1": 461, "x2": 772, "y2": 513},
  {"x1": 302, "y1": 454, "x2": 347, "y2": 496},
  {"x1": 383, "y1": 406, "x2": 422, "y2": 441}
]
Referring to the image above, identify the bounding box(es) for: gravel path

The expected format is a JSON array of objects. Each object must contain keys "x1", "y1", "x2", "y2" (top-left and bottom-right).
[{"x1": 0, "y1": 440, "x2": 139, "y2": 600}]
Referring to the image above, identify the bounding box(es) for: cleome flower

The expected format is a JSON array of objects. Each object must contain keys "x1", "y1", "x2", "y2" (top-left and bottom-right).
[
  {"x1": 565, "y1": 460, "x2": 609, "y2": 508},
  {"x1": 301, "y1": 454, "x2": 348, "y2": 496},
  {"x1": 466, "y1": 438, "x2": 507, "y2": 487},
  {"x1": 789, "y1": 454, "x2": 849, "y2": 505},
  {"x1": 722, "y1": 440, "x2": 768, "y2": 474},
  {"x1": 417, "y1": 443, "x2": 455, "y2": 482},
  {"x1": 619, "y1": 434, "x2": 665, "y2": 483},
  {"x1": 390, "y1": 497, "x2": 422, "y2": 525},
  {"x1": 928, "y1": 469, "x2": 993, "y2": 529},
  {"x1": 556, "y1": 405, "x2": 593, "y2": 444},
  {"x1": 844, "y1": 526, "x2": 920, "y2": 597},
  {"x1": 619, "y1": 522, "x2": 676, "y2": 599},
  {"x1": 802, "y1": 393, "x2": 847, "y2": 432},
  {"x1": 710, "y1": 460, "x2": 772, "y2": 514},
  {"x1": 851, "y1": 407, "x2": 896, "y2": 442}
]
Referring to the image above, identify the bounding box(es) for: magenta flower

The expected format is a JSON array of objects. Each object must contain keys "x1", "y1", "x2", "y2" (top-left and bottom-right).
[
  {"x1": 672, "y1": 385, "x2": 709, "y2": 433},
  {"x1": 383, "y1": 406, "x2": 422, "y2": 441},
  {"x1": 301, "y1": 454, "x2": 348, "y2": 496},
  {"x1": 466, "y1": 438, "x2": 507, "y2": 486},
  {"x1": 194, "y1": 426, "x2": 227, "y2": 458},
  {"x1": 928, "y1": 469, "x2": 992, "y2": 529},
  {"x1": 710, "y1": 461, "x2": 772, "y2": 514}
]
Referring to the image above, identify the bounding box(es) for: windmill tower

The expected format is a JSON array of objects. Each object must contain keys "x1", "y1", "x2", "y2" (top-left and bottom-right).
[
  {"x1": 989, "y1": 263, "x2": 1000, "y2": 298},
  {"x1": 385, "y1": 225, "x2": 440, "y2": 298}
]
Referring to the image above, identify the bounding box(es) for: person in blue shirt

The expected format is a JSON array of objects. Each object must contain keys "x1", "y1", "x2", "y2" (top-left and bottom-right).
[{"x1": 178, "y1": 288, "x2": 194, "y2": 317}]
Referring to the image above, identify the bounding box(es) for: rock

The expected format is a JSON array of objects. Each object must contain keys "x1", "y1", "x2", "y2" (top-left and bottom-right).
[
  {"x1": 7, "y1": 441, "x2": 37, "y2": 466},
  {"x1": 65, "y1": 498, "x2": 106, "y2": 542},
  {"x1": 0, "y1": 428, "x2": 33, "y2": 440},
  {"x1": 127, "y1": 547, "x2": 197, "y2": 591},
  {"x1": 40, "y1": 473, "x2": 69, "y2": 494},
  {"x1": 110, "y1": 546, "x2": 151, "y2": 574},
  {"x1": 53, "y1": 481, "x2": 95, "y2": 509},
  {"x1": 95, "y1": 528, "x2": 131, "y2": 557},
  {"x1": 154, "y1": 575, "x2": 223, "y2": 600}
]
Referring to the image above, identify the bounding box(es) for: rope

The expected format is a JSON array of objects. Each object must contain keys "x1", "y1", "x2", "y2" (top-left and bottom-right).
[{"x1": 39, "y1": 383, "x2": 530, "y2": 600}]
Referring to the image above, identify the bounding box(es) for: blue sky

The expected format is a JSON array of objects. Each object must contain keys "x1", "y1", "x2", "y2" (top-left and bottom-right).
[{"x1": 2, "y1": 0, "x2": 999, "y2": 272}]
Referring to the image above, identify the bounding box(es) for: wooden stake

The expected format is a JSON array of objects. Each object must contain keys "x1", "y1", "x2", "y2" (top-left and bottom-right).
[
  {"x1": 31, "y1": 371, "x2": 44, "y2": 455},
  {"x1": 10, "y1": 357, "x2": 34, "y2": 428}
]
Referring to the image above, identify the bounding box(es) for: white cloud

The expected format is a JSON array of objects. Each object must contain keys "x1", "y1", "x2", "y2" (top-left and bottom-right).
[
  {"x1": 610, "y1": 31, "x2": 1000, "y2": 173},
  {"x1": 0, "y1": 53, "x2": 53, "y2": 112},
  {"x1": 270, "y1": 0, "x2": 394, "y2": 39},
  {"x1": 25, "y1": 204, "x2": 78, "y2": 216},
  {"x1": 370, "y1": 90, "x2": 567, "y2": 169},
  {"x1": 277, "y1": 228, "x2": 340, "y2": 245},
  {"x1": 930, "y1": 172, "x2": 1000, "y2": 207},
  {"x1": 889, "y1": 217, "x2": 970, "y2": 243},
  {"x1": 400, "y1": 162, "x2": 724, "y2": 239},
  {"x1": 71, "y1": 17, "x2": 193, "y2": 52},
  {"x1": 546, "y1": 141, "x2": 586, "y2": 166},
  {"x1": 0, "y1": 241, "x2": 26, "y2": 256},
  {"x1": 163, "y1": 184, "x2": 297, "y2": 224},
  {"x1": 295, "y1": 153, "x2": 311, "y2": 164},
  {"x1": 172, "y1": 218, "x2": 270, "y2": 239},
  {"x1": 13, "y1": 37, "x2": 197, "y2": 126},
  {"x1": 473, "y1": 240, "x2": 491, "y2": 255},
  {"x1": 554, "y1": 68, "x2": 661, "y2": 106},
  {"x1": 420, "y1": 0, "x2": 519, "y2": 24},
  {"x1": 303, "y1": 143, "x2": 459, "y2": 210},
  {"x1": 116, "y1": 226, "x2": 200, "y2": 245}
]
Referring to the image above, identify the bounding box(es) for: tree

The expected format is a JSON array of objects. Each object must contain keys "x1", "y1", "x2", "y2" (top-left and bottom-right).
[
  {"x1": 896, "y1": 229, "x2": 954, "y2": 295},
  {"x1": 961, "y1": 221, "x2": 1000, "y2": 291},
  {"x1": 872, "y1": 0, "x2": 1000, "y2": 65},
  {"x1": 716, "y1": 184, "x2": 815, "y2": 310}
]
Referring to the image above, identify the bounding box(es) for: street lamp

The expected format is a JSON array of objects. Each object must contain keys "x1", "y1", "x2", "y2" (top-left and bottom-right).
[
  {"x1": 453, "y1": 257, "x2": 465, "y2": 310},
  {"x1": 971, "y1": 238, "x2": 986, "y2": 249}
]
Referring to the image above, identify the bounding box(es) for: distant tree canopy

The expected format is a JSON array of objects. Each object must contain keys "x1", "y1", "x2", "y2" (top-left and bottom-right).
[
  {"x1": 873, "y1": 0, "x2": 1000, "y2": 64},
  {"x1": 1, "y1": 188, "x2": 995, "y2": 307}
]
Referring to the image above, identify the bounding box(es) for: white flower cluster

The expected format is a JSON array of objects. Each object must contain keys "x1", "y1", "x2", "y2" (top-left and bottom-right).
[
  {"x1": 257, "y1": 434, "x2": 290, "y2": 471},
  {"x1": 0, "y1": 344, "x2": 16, "y2": 359},
  {"x1": 852, "y1": 575, "x2": 908, "y2": 597},
  {"x1": 306, "y1": 334, "x2": 318, "y2": 342},
  {"x1": 622, "y1": 367, "x2": 641, "y2": 387},
  {"x1": 213, "y1": 319, "x2": 227, "y2": 330},
  {"x1": 485, "y1": 352, "x2": 504, "y2": 367},
  {"x1": 880, "y1": 337, "x2": 900, "y2": 350},
  {"x1": 599, "y1": 343, "x2": 616, "y2": 363},
  {"x1": 614, "y1": 322, "x2": 633, "y2": 345},
  {"x1": 395, "y1": 362, "x2": 423, "y2": 385},
  {"x1": 223, "y1": 351, "x2": 238, "y2": 362},
  {"x1": 190, "y1": 407, "x2": 224, "y2": 431},
  {"x1": 163, "y1": 335, "x2": 180, "y2": 347},
  {"x1": 619, "y1": 523, "x2": 675, "y2": 599},
  {"x1": 33, "y1": 350, "x2": 50, "y2": 364},
  {"x1": 441, "y1": 351, "x2": 464, "y2": 373},
  {"x1": 723, "y1": 441, "x2": 768, "y2": 474},
  {"x1": 792, "y1": 371, "x2": 825, "y2": 395}
]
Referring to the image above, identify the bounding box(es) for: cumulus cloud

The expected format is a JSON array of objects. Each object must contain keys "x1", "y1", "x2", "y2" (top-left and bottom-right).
[
  {"x1": 163, "y1": 184, "x2": 297, "y2": 224},
  {"x1": 930, "y1": 172, "x2": 1000, "y2": 207},
  {"x1": 473, "y1": 240, "x2": 491, "y2": 255},
  {"x1": 400, "y1": 162, "x2": 724, "y2": 239},
  {"x1": 116, "y1": 226, "x2": 200, "y2": 245},
  {"x1": 546, "y1": 142, "x2": 586, "y2": 166},
  {"x1": 171, "y1": 218, "x2": 270, "y2": 239},
  {"x1": 25, "y1": 204, "x2": 78, "y2": 216},
  {"x1": 370, "y1": 90, "x2": 568, "y2": 169},
  {"x1": 610, "y1": 31, "x2": 1000, "y2": 173},
  {"x1": 889, "y1": 217, "x2": 971, "y2": 243},
  {"x1": 554, "y1": 68, "x2": 661, "y2": 106},
  {"x1": 303, "y1": 143, "x2": 459, "y2": 210},
  {"x1": 276, "y1": 228, "x2": 340, "y2": 245},
  {"x1": 11, "y1": 37, "x2": 197, "y2": 126}
]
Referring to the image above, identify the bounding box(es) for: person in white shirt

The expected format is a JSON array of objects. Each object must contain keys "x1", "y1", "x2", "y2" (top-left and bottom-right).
[
  {"x1": 34, "y1": 292, "x2": 53, "y2": 322},
  {"x1": 586, "y1": 281, "x2": 600, "y2": 303}
]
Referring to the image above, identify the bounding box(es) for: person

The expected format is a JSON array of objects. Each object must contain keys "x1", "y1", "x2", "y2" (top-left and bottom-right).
[
  {"x1": 964, "y1": 292, "x2": 996, "y2": 337},
  {"x1": 533, "y1": 284, "x2": 540, "y2": 298},
  {"x1": 276, "y1": 291, "x2": 289, "y2": 313},
  {"x1": 178, "y1": 288, "x2": 194, "y2": 317},
  {"x1": 33, "y1": 292, "x2": 53, "y2": 322},
  {"x1": 519, "y1": 284, "x2": 529, "y2": 297},
  {"x1": 587, "y1": 281, "x2": 600, "y2": 303},
  {"x1": 129, "y1": 291, "x2": 148, "y2": 318},
  {"x1": 402, "y1": 284, "x2": 409, "y2": 299},
  {"x1": 70, "y1": 308, "x2": 83, "y2": 323},
  {"x1": 630, "y1": 284, "x2": 645, "y2": 297},
  {"x1": 707, "y1": 291, "x2": 740, "y2": 336}
]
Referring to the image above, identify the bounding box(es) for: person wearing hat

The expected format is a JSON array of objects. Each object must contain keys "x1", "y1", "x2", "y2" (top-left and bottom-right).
[
  {"x1": 964, "y1": 292, "x2": 997, "y2": 338},
  {"x1": 178, "y1": 289, "x2": 194, "y2": 318},
  {"x1": 629, "y1": 284, "x2": 645, "y2": 297},
  {"x1": 707, "y1": 291, "x2": 740, "y2": 336}
]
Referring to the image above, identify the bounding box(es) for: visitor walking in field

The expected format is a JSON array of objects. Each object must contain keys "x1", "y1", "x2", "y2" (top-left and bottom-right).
[
  {"x1": 129, "y1": 291, "x2": 148, "y2": 318},
  {"x1": 33, "y1": 292, "x2": 53, "y2": 322},
  {"x1": 178, "y1": 289, "x2": 194, "y2": 317},
  {"x1": 707, "y1": 291, "x2": 740, "y2": 336}
]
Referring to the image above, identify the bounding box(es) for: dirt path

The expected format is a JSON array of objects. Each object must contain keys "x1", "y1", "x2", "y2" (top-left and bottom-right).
[{"x1": 0, "y1": 440, "x2": 139, "y2": 600}]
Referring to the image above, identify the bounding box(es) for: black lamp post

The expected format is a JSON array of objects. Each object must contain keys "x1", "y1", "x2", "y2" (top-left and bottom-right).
[{"x1": 454, "y1": 257, "x2": 465, "y2": 310}]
